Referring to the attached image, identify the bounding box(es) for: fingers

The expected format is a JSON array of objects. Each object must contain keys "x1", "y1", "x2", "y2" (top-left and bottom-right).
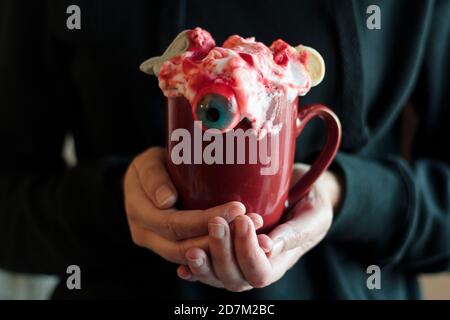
[
  {"x1": 129, "y1": 222, "x2": 209, "y2": 264},
  {"x1": 176, "y1": 215, "x2": 272, "y2": 292},
  {"x1": 127, "y1": 179, "x2": 246, "y2": 241},
  {"x1": 247, "y1": 213, "x2": 264, "y2": 230},
  {"x1": 159, "y1": 202, "x2": 246, "y2": 240},
  {"x1": 185, "y1": 248, "x2": 224, "y2": 288},
  {"x1": 257, "y1": 234, "x2": 274, "y2": 253},
  {"x1": 161, "y1": 202, "x2": 246, "y2": 240},
  {"x1": 208, "y1": 217, "x2": 248, "y2": 292},
  {"x1": 233, "y1": 216, "x2": 272, "y2": 288},
  {"x1": 133, "y1": 147, "x2": 178, "y2": 209},
  {"x1": 268, "y1": 189, "x2": 332, "y2": 258},
  {"x1": 177, "y1": 265, "x2": 195, "y2": 281}
]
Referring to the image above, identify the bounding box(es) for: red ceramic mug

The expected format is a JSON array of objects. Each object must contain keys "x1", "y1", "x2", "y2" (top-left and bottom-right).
[{"x1": 166, "y1": 92, "x2": 341, "y2": 231}]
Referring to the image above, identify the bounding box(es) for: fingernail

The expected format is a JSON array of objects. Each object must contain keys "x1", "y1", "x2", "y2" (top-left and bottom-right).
[
  {"x1": 188, "y1": 257, "x2": 203, "y2": 268},
  {"x1": 236, "y1": 217, "x2": 248, "y2": 237},
  {"x1": 178, "y1": 268, "x2": 192, "y2": 279},
  {"x1": 209, "y1": 223, "x2": 225, "y2": 239},
  {"x1": 250, "y1": 214, "x2": 263, "y2": 229},
  {"x1": 261, "y1": 239, "x2": 274, "y2": 253},
  {"x1": 225, "y1": 203, "x2": 246, "y2": 222},
  {"x1": 271, "y1": 239, "x2": 285, "y2": 257},
  {"x1": 155, "y1": 184, "x2": 176, "y2": 207}
]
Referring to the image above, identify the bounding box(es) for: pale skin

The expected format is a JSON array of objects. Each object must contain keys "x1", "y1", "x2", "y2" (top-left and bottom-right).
[{"x1": 124, "y1": 146, "x2": 343, "y2": 292}]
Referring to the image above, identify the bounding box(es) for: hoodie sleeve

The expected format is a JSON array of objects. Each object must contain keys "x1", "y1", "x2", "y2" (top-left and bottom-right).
[
  {"x1": 328, "y1": 0, "x2": 450, "y2": 273},
  {"x1": 0, "y1": 0, "x2": 135, "y2": 275}
]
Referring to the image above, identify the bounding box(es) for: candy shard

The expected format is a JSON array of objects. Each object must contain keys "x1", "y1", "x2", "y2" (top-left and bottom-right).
[{"x1": 140, "y1": 30, "x2": 191, "y2": 76}]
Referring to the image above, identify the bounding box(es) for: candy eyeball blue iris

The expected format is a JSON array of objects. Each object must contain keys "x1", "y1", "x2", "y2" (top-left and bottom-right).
[{"x1": 195, "y1": 94, "x2": 238, "y2": 130}]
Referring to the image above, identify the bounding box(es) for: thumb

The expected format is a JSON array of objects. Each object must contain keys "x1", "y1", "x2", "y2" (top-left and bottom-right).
[
  {"x1": 268, "y1": 187, "x2": 332, "y2": 258},
  {"x1": 133, "y1": 147, "x2": 178, "y2": 209}
]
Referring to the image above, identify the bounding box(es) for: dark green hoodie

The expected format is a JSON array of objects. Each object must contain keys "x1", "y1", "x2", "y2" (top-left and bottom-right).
[{"x1": 0, "y1": 0, "x2": 448, "y2": 299}]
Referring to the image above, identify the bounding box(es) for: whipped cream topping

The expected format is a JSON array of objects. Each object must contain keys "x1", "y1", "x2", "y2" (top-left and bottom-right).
[{"x1": 158, "y1": 27, "x2": 312, "y2": 132}]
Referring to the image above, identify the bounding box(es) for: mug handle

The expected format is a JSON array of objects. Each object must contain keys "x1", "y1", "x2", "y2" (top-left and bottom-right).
[{"x1": 287, "y1": 104, "x2": 342, "y2": 208}]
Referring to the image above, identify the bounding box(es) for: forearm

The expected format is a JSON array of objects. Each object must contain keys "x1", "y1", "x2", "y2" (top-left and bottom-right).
[
  {"x1": 326, "y1": 152, "x2": 450, "y2": 272},
  {"x1": 321, "y1": 169, "x2": 344, "y2": 212}
]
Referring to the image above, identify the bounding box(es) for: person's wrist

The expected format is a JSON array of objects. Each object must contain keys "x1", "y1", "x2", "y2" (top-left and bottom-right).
[{"x1": 323, "y1": 170, "x2": 344, "y2": 212}]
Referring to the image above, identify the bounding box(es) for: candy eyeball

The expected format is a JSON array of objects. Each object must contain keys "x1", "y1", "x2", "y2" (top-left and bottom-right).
[
  {"x1": 195, "y1": 93, "x2": 240, "y2": 131},
  {"x1": 193, "y1": 84, "x2": 241, "y2": 132}
]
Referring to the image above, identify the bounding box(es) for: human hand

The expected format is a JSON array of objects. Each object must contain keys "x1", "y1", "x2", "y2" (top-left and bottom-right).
[
  {"x1": 177, "y1": 164, "x2": 342, "y2": 291},
  {"x1": 123, "y1": 147, "x2": 264, "y2": 264}
]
